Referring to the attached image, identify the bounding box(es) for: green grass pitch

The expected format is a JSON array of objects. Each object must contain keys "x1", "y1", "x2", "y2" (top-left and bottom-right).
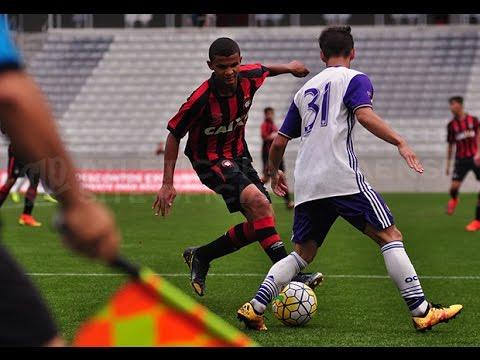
[{"x1": 2, "y1": 193, "x2": 480, "y2": 346}]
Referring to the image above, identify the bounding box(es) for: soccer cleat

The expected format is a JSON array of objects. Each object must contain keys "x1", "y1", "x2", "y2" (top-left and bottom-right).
[
  {"x1": 465, "y1": 220, "x2": 480, "y2": 232},
  {"x1": 182, "y1": 247, "x2": 210, "y2": 297},
  {"x1": 10, "y1": 191, "x2": 20, "y2": 203},
  {"x1": 412, "y1": 303, "x2": 463, "y2": 331},
  {"x1": 237, "y1": 302, "x2": 267, "y2": 331},
  {"x1": 292, "y1": 272, "x2": 324, "y2": 290},
  {"x1": 446, "y1": 198, "x2": 459, "y2": 215},
  {"x1": 43, "y1": 193, "x2": 58, "y2": 203},
  {"x1": 18, "y1": 214, "x2": 42, "y2": 227}
]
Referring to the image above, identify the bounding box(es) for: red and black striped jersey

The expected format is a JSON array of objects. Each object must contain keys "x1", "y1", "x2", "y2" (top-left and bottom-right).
[
  {"x1": 261, "y1": 117, "x2": 278, "y2": 152},
  {"x1": 167, "y1": 64, "x2": 270, "y2": 167},
  {"x1": 447, "y1": 114, "x2": 479, "y2": 159}
]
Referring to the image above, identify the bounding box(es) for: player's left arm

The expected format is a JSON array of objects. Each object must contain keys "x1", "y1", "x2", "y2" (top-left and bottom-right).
[
  {"x1": 345, "y1": 73, "x2": 423, "y2": 174},
  {"x1": 356, "y1": 107, "x2": 424, "y2": 174},
  {"x1": 264, "y1": 61, "x2": 310, "y2": 78}
]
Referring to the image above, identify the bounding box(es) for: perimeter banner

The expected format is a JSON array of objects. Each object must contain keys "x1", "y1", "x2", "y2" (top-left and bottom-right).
[{"x1": 0, "y1": 169, "x2": 212, "y2": 193}]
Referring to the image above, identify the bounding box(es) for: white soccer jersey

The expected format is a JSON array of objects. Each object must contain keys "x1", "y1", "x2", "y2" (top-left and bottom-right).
[{"x1": 279, "y1": 65, "x2": 375, "y2": 207}]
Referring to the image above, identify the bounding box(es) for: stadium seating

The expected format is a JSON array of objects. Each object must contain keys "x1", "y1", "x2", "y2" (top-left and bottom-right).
[{"x1": 13, "y1": 26, "x2": 480, "y2": 191}]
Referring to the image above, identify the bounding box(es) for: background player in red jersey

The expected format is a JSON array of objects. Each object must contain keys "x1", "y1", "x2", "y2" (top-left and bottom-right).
[
  {"x1": 260, "y1": 107, "x2": 294, "y2": 209},
  {"x1": 153, "y1": 37, "x2": 322, "y2": 296},
  {"x1": 445, "y1": 96, "x2": 480, "y2": 231}
]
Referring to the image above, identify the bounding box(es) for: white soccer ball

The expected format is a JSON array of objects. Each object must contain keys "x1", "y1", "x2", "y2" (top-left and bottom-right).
[{"x1": 272, "y1": 281, "x2": 317, "y2": 327}]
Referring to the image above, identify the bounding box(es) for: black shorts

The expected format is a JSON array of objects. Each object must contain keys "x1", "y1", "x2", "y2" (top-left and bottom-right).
[
  {"x1": 261, "y1": 145, "x2": 285, "y2": 174},
  {"x1": 452, "y1": 157, "x2": 480, "y2": 182},
  {"x1": 0, "y1": 244, "x2": 58, "y2": 346},
  {"x1": 195, "y1": 157, "x2": 271, "y2": 213}
]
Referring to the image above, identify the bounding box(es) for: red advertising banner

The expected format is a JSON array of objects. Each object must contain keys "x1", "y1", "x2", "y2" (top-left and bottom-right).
[{"x1": 0, "y1": 169, "x2": 212, "y2": 193}]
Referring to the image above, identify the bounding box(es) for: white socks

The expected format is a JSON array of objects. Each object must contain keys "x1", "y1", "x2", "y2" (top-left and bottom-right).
[
  {"x1": 251, "y1": 252, "x2": 307, "y2": 314},
  {"x1": 381, "y1": 241, "x2": 429, "y2": 317},
  {"x1": 250, "y1": 241, "x2": 429, "y2": 317}
]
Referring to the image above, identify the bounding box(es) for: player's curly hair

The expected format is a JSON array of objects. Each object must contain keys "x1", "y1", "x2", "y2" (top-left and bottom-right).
[{"x1": 318, "y1": 25, "x2": 354, "y2": 59}]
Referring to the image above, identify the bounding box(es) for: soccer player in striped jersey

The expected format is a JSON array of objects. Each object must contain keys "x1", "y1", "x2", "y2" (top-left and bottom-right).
[
  {"x1": 153, "y1": 37, "x2": 323, "y2": 297},
  {"x1": 445, "y1": 96, "x2": 480, "y2": 231},
  {"x1": 260, "y1": 107, "x2": 294, "y2": 209},
  {"x1": 238, "y1": 25, "x2": 462, "y2": 332}
]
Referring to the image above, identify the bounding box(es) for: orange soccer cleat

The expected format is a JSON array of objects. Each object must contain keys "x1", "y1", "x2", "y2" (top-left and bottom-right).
[
  {"x1": 465, "y1": 219, "x2": 480, "y2": 232},
  {"x1": 18, "y1": 214, "x2": 42, "y2": 227},
  {"x1": 446, "y1": 198, "x2": 459, "y2": 215}
]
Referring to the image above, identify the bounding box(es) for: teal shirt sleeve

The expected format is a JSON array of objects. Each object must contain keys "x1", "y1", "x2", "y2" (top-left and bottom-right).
[{"x1": 0, "y1": 14, "x2": 22, "y2": 70}]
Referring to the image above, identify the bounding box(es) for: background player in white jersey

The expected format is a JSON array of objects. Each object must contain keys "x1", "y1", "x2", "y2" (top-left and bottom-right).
[{"x1": 237, "y1": 26, "x2": 462, "y2": 332}]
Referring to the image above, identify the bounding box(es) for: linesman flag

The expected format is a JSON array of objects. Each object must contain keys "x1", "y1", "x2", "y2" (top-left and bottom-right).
[{"x1": 73, "y1": 258, "x2": 256, "y2": 347}]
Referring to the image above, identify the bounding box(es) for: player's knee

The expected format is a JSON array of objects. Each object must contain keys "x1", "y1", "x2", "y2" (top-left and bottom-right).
[
  {"x1": 294, "y1": 241, "x2": 317, "y2": 264},
  {"x1": 300, "y1": 252, "x2": 316, "y2": 264},
  {"x1": 244, "y1": 192, "x2": 271, "y2": 216},
  {"x1": 381, "y1": 227, "x2": 403, "y2": 243}
]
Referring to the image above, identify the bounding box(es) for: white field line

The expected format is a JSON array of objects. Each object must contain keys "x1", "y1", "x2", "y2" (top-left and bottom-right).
[{"x1": 25, "y1": 273, "x2": 480, "y2": 280}]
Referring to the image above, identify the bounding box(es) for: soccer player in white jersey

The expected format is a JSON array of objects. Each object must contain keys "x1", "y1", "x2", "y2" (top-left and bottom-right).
[{"x1": 237, "y1": 26, "x2": 463, "y2": 332}]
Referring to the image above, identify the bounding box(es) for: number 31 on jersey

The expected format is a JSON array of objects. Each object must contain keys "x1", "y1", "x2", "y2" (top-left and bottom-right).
[{"x1": 304, "y1": 82, "x2": 331, "y2": 136}]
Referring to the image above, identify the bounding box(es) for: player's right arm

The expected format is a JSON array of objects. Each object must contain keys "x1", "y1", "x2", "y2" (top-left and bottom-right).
[
  {"x1": 152, "y1": 133, "x2": 179, "y2": 216},
  {"x1": 268, "y1": 100, "x2": 302, "y2": 196},
  {"x1": 446, "y1": 144, "x2": 454, "y2": 175},
  {"x1": 0, "y1": 16, "x2": 119, "y2": 262},
  {"x1": 153, "y1": 82, "x2": 208, "y2": 216}
]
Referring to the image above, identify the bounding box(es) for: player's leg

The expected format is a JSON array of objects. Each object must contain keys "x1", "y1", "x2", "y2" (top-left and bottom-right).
[
  {"x1": 185, "y1": 159, "x2": 321, "y2": 296},
  {"x1": 40, "y1": 178, "x2": 58, "y2": 203},
  {"x1": 0, "y1": 244, "x2": 62, "y2": 346},
  {"x1": 238, "y1": 199, "x2": 336, "y2": 330},
  {"x1": 19, "y1": 170, "x2": 42, "y2": 227},
  {"x1": 0, "y1": 152, "x2": 21, "y2": 207},
  {"x1": 447, "y1": 159, "x2": 467, "y2": 215},
  {"x1": 465, "y1": 164, "x2": 480, "y2": 231},
  {"x1": 10, "y1": 176, "x2": 27, "y2": 203},
  {"x1": 240, "y1": 159, "x2": 323, "y2": 286},
  {"x1": 0, "y1": 176, "x2": 17, "y2": 207},
  {"x1": 336, "y1": 190, "x2": 462, "y2": 331},
  {"x1": 184, "y1": 160, "x2": 270, "y2": 296},
  {"x1": 364, "y1": 223, "x2": 462, "y2": 331}
]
